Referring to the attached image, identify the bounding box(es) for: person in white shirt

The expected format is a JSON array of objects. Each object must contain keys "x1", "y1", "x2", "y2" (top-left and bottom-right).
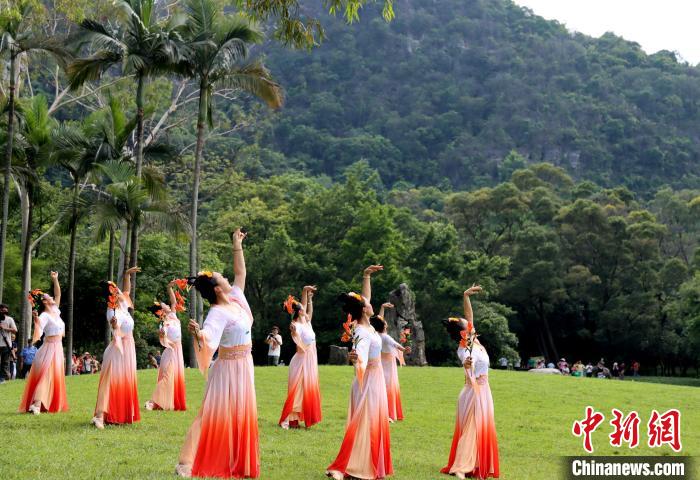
[
  {"x1": 0, "y1": 303, "x2": 17, "y2": 383},
  {"x1": 266, "y1": 326, "x2": 283, "y2": 366}
]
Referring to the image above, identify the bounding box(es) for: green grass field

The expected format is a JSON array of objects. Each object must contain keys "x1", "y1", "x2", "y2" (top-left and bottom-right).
[{"x1": 0, "y1": 366, "x2": 697, "y2": 479}]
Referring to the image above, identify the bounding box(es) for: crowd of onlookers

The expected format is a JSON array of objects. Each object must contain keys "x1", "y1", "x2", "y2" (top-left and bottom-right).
[
  {"x1": 71, "y1": 352, "x2": 101, "y2": 375},
  {"x1": 497, "y1": 355, "x2": 641, "y2": 379}
]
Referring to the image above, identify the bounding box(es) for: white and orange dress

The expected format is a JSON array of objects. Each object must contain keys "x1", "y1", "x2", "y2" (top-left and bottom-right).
[
  {"x1": 327, "y1": 324, "x2": 392, "y2": 480},
  {"x1": 94, "y1": 299, "x2": 140, "y2": 425},
  {"x1": 178, "y1": 285, "x2": 259, "y2": 478},
  {"x1": 19, "y1": 308, "x2": 68, "y2": 413},
  {"x1": 380, "y1": 333, "x2": 403, "y2": 422},
  {"x1": 147, "y1": 313, "x2": 186, "y2": 411},
  {"x1": 278, "y1": 321, "x2": 322, "y2": 428},
  {"x1": 441, "y1": 344, "x2": 499, "y2": 479}
]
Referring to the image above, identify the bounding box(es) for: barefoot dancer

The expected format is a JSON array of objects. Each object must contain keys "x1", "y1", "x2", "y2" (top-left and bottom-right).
[
  {"x1": 92, "y1": 267, "x2": 141, "y2": 429},
  {"x1": 441, "y1": 285, "x2": 499, "y2": 479},
  {"x1": 278, "y1": 285, "x2": 322, "y2": 429},
  {"x1": 19, "y1": 272, "x2": 68, "y2": 414},
  {"x1": 326, "y1": 265, "x2": 393, "y2": 480}
]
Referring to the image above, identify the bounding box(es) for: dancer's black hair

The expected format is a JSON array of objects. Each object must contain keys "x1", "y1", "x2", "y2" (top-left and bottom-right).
[
  {"x1": 337, "y1": 292, "x2": 364, "y2": 321},
  {"x1": 442, "y1": 318, "x2": 466, "y2": 343}
]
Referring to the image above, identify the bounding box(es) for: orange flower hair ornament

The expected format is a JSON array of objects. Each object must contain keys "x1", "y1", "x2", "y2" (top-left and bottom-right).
[
  {"x1": 27, "y1": 289, "x2": 45, "y2": 312},
  {"x1": 197, "y1": 271, "x2": 213, "y2": 278},
  {"x1": 283, "y1": 295, "x2": 299, "y2": 317},
  {"x1": 349, "y1": 292, "x2": 363, "y2": 303}
]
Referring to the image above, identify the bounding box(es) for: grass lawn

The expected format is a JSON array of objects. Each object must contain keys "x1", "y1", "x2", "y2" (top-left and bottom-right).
[{"x1": 0, "y1": 366, "x2": 697, "y2": 479}]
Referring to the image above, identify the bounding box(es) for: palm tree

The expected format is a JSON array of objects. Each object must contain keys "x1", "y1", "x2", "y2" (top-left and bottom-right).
[
  {"x1": 50, "y1": 124, "x2": 108, "y2": 374},
  {"x1": 12, "y1": 95, "x2": 56, "y2": 345},
  {"x1": 67, "y1": 0, "x2": 185, "y2": 296},
  {"x1": 180, "y1": 0, "x2": 282, "y2": 329},
  {"x1": 0, "y1": 0, "x2": 70, "y2": 301}
]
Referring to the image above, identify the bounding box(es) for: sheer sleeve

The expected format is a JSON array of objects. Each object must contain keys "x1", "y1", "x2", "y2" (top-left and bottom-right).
[
  {"x1": 354, "y1": 327, "x2": 371, "y2": 388},
  {"x1": 194, "y1": 307, "x2": 228, "y2": 377},
  {"x1": 32, "y1": 313, "x2": 50, "y2": 344},
  {"x1": 107, "y1": 309, "x2": 125, "y2": 354},
  {"x1": 229, "y1": 285, "x2": 253, "y2": 323}
]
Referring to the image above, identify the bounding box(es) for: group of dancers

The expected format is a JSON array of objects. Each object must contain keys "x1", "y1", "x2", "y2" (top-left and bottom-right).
[{"x1": 16, "y1": 228, "x2": 499, "y2": 479}]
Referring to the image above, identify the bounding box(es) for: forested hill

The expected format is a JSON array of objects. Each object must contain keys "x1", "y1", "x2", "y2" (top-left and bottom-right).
[{"x1": 255, "y1": 0, "x2": 700, "y2": 193}]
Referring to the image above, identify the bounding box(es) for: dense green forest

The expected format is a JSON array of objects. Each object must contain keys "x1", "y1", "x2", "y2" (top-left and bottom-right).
[{"x1": 1, "y1": 0, "x2": 699, "y2": 374}]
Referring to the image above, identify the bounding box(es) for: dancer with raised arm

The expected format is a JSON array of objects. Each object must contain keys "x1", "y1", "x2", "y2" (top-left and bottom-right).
[
  {"x1": 441, "y1": 284, "x2": 499, "y2": 479},
  {"x1": 176, "y1": 228, "x2": 259, "y2": 478},
  {"x1": 91, "y1": 267, "x2": 142, "y2": 429},
  {"x1": 19, "y1": 271, "x2": 68, "y2": 414},
  {"x1": 145, "y1": 280, "x2": 187, "y2": 411},
  {"x1": 370, "y1": 303, "x2": 407, "y2": 423},
  {"x1": 278, "y1": 285, "x2": 322, "y2": 429},
  {"x1": 326, "y1": 265, "x2": 393, "y2": 480}
]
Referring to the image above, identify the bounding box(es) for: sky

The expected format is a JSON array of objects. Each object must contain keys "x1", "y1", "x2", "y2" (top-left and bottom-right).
[{"x1": 512, "y1": 0, "x2": 700, "y2": 65}]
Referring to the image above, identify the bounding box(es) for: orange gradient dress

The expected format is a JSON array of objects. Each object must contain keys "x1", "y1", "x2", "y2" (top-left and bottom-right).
[
  {"x1": 327, "y1": 324, "x2": 393, "y2": 479},
  {"x1": 94, "y1": 299, "x2": 140, "y2": 424},
  {"x1": 178, "y1": 285, "x2": 259, "y2": 478},
  {"x1": 441, "y1": 345, "x2": 499, "y2": 479},
  {"x1": 380, "y1": 333, "x2": 403, "y2": 422},
  {"x1": 278, "y1": 321, "x2": 322, "y2": 428},
  {"x1": 148, "y1": 313, "x2": 186, "y2": 411},
  {"x1": 18, "y1": 308, "x2": 68, "y2": 413}
]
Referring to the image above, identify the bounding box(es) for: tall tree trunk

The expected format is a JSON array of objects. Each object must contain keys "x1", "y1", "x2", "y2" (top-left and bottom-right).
[
  {"x1": 121, "y1": 224, "x2": 131, "y2": 290},
  {"x1": 187, "y1": 81, "x2": 208, "y2": 367},
  {"x1": 0, "y1": 54, "x2": 17, "y2": 302},
  {"x1": 18, "y1": 187, "x2": 33, "y2": 346},
  {"x1": 128, "y1": 223, "x2": 139, "y2": 303},
  {"x1": 106, "y1": 229, "x2": 115, "y2": 346},
  {"x1": 135, "y1": 74, "x2": 145, "y2": 178},
  {"x1": 117, "y1": 224, "x2": 127, "y2": 284},
  {"x1": 65, "y1": 184, "x2": 80, "y2": 375}
]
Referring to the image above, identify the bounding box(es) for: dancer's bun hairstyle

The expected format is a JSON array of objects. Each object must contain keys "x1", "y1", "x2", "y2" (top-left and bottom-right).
[
  {"x1": 282, "y1": 299, "x2": 303, "y2": 320},
  {"x1": 189, "y1": 274, "x2": 218, "y2": 304},
  {"x1": 338, "y1": 292, "x2": 364, "y2": 321},
  {"x1": 369, "y1": 315, "x2": 386, "y2": 333},
  {"x1": 443, "y1": 318, "x2": 466, "y2": 343},
  {"x1": 147, "y1": 303, "x2": 165, "y2": 317}
]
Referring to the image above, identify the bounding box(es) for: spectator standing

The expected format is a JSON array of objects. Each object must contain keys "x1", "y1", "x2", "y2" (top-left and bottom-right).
[
  {"x1": 611, "y1": 362, "x2": 619, "y2": 378},
  {"x1": 266, "y1": 325, "x2": 283, "y2": 366},
  {"x1": 155, "y1": 350, "x2": 161, "y2": 367},
  {"x1": 147, "y1": 352, "x2": 159, "y2": 369},
  {"x1": 0, "y1": 304, "x2": 17, "y2": 383},
  {"x1": 631, "y1": 360, "x2": 640, "y2": 377},
  {"x1": 82, "y1": 353, "x2": 93, "y2": 375},
  {"x1": 20, "y1": 339, "x2": 37, "y2": 379},
  {"x1": 498, "y1": 356, "x2": 508, "y2": 369}
]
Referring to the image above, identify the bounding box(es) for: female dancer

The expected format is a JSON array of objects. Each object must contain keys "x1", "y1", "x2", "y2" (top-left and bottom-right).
[
  {"x1": 91, "y1": 266, "x2": 141, "y2": 429},
  {"x1": 145, "y1": 280, "x2": 186, "y2": 411},
  {"x1": 19, "y1": 271, "x2": 68, "y2": 414},
  {"x1": 441, "y1": 284, "x2": 499, "y2": 479},
  {"x1": 326, "y1": 265, "x2": 393, "y2": 480},
  {"x1": 278, "y1": 285, "x2": 322, "y2": 429},
  {"x1": 176, "y1": 228, "x2": 259, "y2": 478},
  {"x1": 370, "y1": 303, "x2": 406, "y2": 423}
]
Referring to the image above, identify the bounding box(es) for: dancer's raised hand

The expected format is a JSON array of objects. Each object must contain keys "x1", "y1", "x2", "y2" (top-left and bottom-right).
[
  {"x1": 363, "y1": 265, "x2": 383, "y2": 277},
  {"x1": 464, "y1": 284, "x2": 482, "y2": 297}
]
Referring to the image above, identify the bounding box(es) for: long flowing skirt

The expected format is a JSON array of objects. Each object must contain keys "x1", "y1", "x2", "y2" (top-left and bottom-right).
[
  {"x1": 327, "y1": 359, "x2": 392, "y2": 479},
  {"x1": 381, "y1": 353, "x2": 403, "y2": 422},
  {"x1": 441, "y1": 376, "x2": 499, "y2": 478},
  {"x1": 179, "y1": 345, "x2": 259, "y2": 478},
  {"x1": 149, "y1": 342, "x2": 186, "y2": 411},
  {"x1": 18, "y1": 336, "x2": 68, "y2": 413},
  {"x1": 278, "y1": 343, "x2": 322, "y2": 428},
  {"x1": 94, "y1": 334, "x2": 140, "y2": 424}
]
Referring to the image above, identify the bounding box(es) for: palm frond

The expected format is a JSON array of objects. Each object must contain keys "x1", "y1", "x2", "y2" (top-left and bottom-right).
[
  {"x1": 67, "y1": 50, "x2": 123, "y2": 90},
  {"x1": 212, "y1": 60, "x2": 284, "y2": 109}
]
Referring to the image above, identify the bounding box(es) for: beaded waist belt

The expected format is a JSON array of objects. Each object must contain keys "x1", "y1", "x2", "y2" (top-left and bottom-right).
[
  {"x1": 367, "y1": 358, "x2": 381, "y2": 367},
  {"x1": 465, "y1": 374, "x2": 489, "y2": 386},
  {"x1": 218, "y1": 344, "x2": 252, "y2": 360},
  {"x1": 380, "y1": 352, "x2": 395, "y2": 359},
  {"x1": 45, "y1": 335, "x2": 62, "y2": 343}
]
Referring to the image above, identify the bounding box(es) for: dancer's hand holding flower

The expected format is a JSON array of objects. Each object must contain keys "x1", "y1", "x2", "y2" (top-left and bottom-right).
[
  {"x1": 188, "y1": 319, "x2": 202, "y2": 339},
  {"x1": 348, "y1": 350, "x2": 358, "y2": 364}
]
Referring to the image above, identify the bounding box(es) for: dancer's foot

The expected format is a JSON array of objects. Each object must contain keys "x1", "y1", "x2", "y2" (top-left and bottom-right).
[
  {"x1": 144, "y1": 401, "x2": 154, "y2": 411},
  {"x1": 91, "y1": 416, "x2": 104, "y2": 430},
  {"x1": 29, "y1": 404, "x2": 40, "y2": 415},
  {"x1": 325, "y1": 470, "x2": 344, "y2": 480},
  {"x1": 280, "y1": 421, "x2": 289, "y2": 430},
  {"x1": 455, "y1": 472, "x2": 466, "y2": 480},
  {"x1": 175, "y1": 464, "x2": 192, "y2": 477}
]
